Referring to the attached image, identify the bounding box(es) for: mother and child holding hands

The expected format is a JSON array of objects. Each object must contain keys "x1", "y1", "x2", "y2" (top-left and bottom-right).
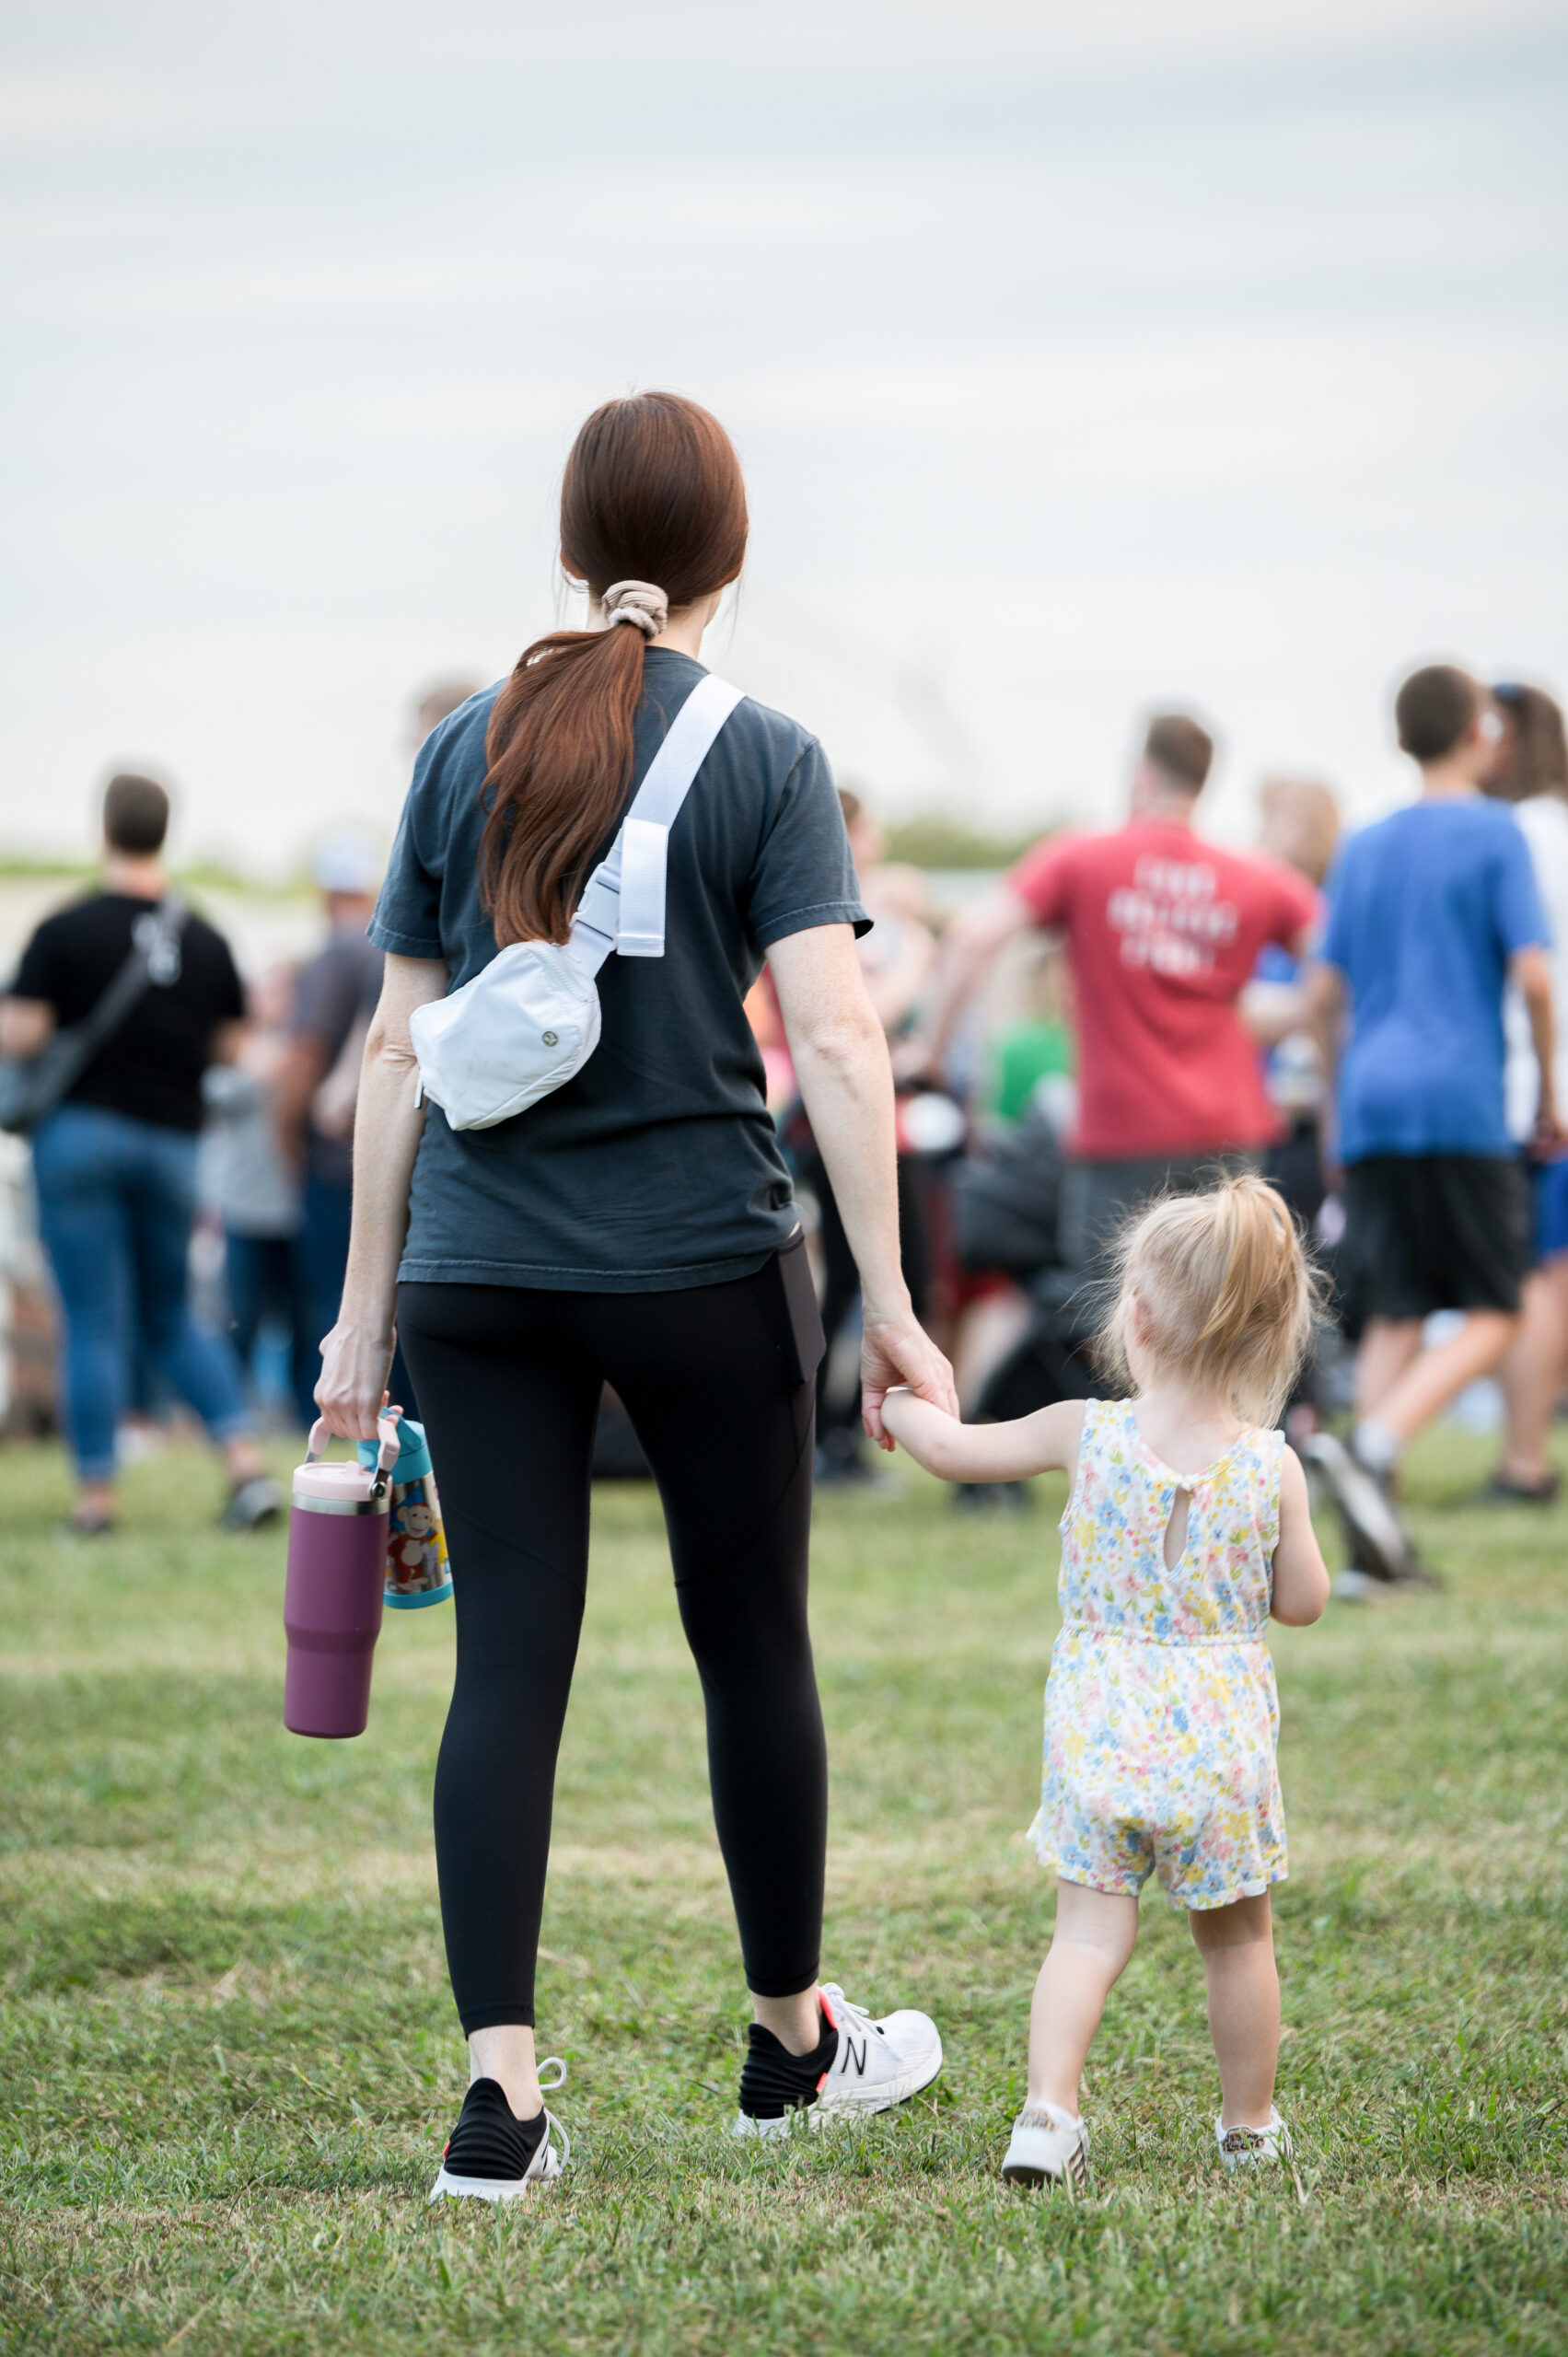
[{"x1": 316, "y1": 391, "x2": 1330, "y2": 2201}]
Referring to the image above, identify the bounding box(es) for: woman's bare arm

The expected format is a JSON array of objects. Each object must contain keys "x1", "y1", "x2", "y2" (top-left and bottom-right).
[
  {"x1": 768, "y1": 923, "x2": 958, "y2": 1444},
  {"x1": 883, "y1": 1388, "x2": 1086, "y2": 1486},
  {"x1": 313, "y1": 953, "x2": 447, "y2": 1439}
]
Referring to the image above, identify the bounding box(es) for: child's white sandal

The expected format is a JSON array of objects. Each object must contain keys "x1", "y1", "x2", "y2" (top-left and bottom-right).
[
  {"x1": 1001, "y1": 2101, "x2": 1090, "y2": 2191},
  {"x1": 1215, "y1": 2105, "x2": 1291, "y2": 2170}
]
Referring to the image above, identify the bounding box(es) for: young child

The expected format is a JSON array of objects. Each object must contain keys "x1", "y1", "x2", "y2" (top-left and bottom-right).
[{"x1": 882, "y1": 1175, "x2": 1330, "y2": 2189}]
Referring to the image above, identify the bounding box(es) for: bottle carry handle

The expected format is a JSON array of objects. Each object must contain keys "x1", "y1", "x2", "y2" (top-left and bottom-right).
[{"x1": 306, "y1": 1406, "x2": 403, "y2": 1499}]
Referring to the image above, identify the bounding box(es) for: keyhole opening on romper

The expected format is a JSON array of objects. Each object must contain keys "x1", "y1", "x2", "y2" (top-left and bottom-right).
[{"x1": 1163, "y1": 1487, "x2": 1191, "y2": 1571}]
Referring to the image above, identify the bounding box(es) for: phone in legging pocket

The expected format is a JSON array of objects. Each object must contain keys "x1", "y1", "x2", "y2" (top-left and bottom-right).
[{"x1": 773, "y1": 1226, "x2": 826, "y2": 1387}]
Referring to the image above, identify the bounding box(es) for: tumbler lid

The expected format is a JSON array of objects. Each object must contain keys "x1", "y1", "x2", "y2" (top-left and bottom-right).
[
  {"x1": 358, "y1": 1414, "x2": 433, "y2": 1485},
  {"x1": 298, "y1": 1408, "x2": 400, "y2": 1508},
  {"x1": 292, "y1": 1457, "x2": 389, "y2": 1509}
]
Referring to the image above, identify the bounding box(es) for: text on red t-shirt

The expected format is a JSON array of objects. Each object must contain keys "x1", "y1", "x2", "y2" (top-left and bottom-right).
[{"x1": 1008, "y1": 820, "x2": 1318, "y2": 1158}]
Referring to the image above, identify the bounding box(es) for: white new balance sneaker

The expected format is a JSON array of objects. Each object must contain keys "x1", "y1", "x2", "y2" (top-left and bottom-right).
[
  {"x1": 1000, "y1": 2101, "x2": 1090, "y2": 2191},
  {"x1": 731, "y1": 1982, "x2": 944, "y2": 2137},
  {"x1": 1215, "y1": 2106, "x2": 1292, "y2": 2171},
  {"x1": 428, "y1": 2061, "x2": 571, "y2": 2201},
  {"x1": 814, "y1": 1983, "x2": 944, "y2": 2119}
]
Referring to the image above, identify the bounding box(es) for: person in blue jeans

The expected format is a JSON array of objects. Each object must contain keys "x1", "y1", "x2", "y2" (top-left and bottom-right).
[
  {"x1": 1307, "y1": 665, "x2": 1559, "y2": 1581},
  {"x1": 0, "y1": 773, "x2": 279, "y2": 1535}
]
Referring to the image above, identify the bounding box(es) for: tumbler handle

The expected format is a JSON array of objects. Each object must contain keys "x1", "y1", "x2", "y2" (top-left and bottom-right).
[{"x1": 306, "y1": 1404, "x2": 403, "y2": 1477}]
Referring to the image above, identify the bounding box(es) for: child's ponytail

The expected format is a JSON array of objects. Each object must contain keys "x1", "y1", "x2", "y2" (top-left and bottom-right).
[
  {"x1": 479, "y1": 391, "x2": 749, "y2": 946},
  {"x1": 1099, "y1": 1174, "x2": 1318, "y2": 1424}
]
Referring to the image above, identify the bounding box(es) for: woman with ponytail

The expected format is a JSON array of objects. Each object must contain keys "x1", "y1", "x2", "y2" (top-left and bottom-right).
[{"x1": 315, "y1": 393, "x2": 955, "y2": 2198}]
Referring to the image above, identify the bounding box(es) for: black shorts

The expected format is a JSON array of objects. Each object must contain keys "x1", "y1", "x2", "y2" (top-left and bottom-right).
[{"x1": 1340, "y1": 1154, "x2": 1530, "y2": 1322}]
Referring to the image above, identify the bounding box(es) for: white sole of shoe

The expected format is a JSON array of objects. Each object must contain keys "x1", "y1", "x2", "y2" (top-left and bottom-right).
[
  {"x1": 427, "y1": 2158, "x2": 560, "y2": 2202},
  {"x1": 731, "y1": 2108, "x2": 799, "y2": 2141},
  {"x1": 999, "y1": 2156, "x2": 1084, "y2": 2190}
]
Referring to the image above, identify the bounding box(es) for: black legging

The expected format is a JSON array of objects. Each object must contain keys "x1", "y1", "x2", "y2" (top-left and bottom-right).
[{"x1": 399, "y1": 1258, "x2": 825, "y2": 2033}]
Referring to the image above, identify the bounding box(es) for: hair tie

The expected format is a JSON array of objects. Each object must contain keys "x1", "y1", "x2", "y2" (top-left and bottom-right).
[{"x1": 601, "y1": 580, "x2": 668, "y2": 639}]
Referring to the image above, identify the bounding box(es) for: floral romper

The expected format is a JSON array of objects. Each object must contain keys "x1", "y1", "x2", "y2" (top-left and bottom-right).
[{"x1": 1029, "y1": 1399, "x2": 1288, "y2": 1910}]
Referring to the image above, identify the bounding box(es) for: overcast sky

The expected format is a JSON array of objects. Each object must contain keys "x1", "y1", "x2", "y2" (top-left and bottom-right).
[{"x1": 3, "y1": 0, "x2": 1567, "y2": 873}]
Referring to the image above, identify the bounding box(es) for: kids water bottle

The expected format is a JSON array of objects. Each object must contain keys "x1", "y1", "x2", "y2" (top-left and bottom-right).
[
  {"x1": 283, "y1": 1408, "x2": 401, "y2": 1739},
  {"x1": 357, "y1": 1416, "x2": 453, "y2": 1608}
]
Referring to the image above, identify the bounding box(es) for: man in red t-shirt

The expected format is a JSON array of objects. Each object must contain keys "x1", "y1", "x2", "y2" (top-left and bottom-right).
[{"x1": 920, "y1": 714, "x2": 1318, "y2": 1267}]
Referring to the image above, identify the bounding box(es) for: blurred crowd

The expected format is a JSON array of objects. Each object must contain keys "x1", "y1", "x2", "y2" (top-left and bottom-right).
[
  {"x1": 4, "y1": 660, "x2": 1566, "y2": 1578},
  {"x1": 765, "y1": 667, "x2": 1568, "y2": 1595},
  {"x1": 0, "y1": 678, "x2": 476, "y2": 1533}
]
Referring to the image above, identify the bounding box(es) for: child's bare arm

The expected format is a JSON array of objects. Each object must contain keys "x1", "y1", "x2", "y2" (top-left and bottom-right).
[
  {"x1": 1271, "y1": 1445, "x2": 1330, "y2": 1625},
  {"x1": 881, "y1": 1389, "x2": 1086, "y2": 1485}
]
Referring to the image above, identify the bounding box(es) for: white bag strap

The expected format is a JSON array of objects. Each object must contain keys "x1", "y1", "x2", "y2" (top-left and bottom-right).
[{"x1": 570, "y1": 673, "x2": 744, "y2": 975}]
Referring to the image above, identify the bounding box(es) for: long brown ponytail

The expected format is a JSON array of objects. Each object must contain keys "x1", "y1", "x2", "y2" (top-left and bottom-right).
[{"x1": 479, "y1": 392, "x2": 749, "y2": 946}]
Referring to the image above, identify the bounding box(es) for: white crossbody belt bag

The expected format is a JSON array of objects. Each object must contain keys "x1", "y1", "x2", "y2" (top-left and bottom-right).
[{"x1": 409, "y1": 672, "x2": 745, "y2": 1132}]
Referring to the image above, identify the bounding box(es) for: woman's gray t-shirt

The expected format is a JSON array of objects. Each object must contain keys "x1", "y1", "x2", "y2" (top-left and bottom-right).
[{"x1": 370, "y1": 649, "x2": 867, "y2": 1293}]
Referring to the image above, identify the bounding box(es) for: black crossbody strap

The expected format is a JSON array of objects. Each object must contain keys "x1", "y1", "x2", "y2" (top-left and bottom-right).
[
  {"x1": 0, "y1": 900, "x2": 193, "y2": 1138},
  {"x1": 69, "y1": 900, "x2": 190, "y2": 1065}
]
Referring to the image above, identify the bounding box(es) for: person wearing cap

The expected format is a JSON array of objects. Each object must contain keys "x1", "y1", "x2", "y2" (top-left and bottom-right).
[{"x1": 275, "y1": 830, "x2": 388, "y2": 1427}]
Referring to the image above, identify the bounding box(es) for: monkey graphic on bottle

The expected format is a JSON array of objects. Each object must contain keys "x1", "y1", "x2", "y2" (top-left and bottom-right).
[
  {"x1": 357, "y1": 1417, "x2": 453, "y2": 1608},
  {"x1": 388, "y1": 1491, "x2": 448, "y2": 1598}
]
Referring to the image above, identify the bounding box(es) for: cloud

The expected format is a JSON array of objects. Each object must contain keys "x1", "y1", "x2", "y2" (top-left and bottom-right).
[{"x1": 1, "y1": 0, "x2": 1565, "y2": 866}]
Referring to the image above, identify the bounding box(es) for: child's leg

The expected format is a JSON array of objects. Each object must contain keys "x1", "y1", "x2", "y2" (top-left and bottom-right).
[
  {"x1": 1028, "y1": 1882, "x2": 1139, "y2": 2113},
  {"x1": 1188, "y1": 1894, "x2": 1279, "y2": 2129}
]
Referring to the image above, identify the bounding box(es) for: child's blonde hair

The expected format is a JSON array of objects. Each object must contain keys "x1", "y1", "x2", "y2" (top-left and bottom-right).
[{"x1": 1098, "y1": 1175, "x2": 1318, "y2": 1424}]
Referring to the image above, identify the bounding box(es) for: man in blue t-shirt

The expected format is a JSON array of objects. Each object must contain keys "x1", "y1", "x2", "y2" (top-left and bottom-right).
[{"x1": 1307, "y1": 665, "x2": 1558, "y2": 1578}]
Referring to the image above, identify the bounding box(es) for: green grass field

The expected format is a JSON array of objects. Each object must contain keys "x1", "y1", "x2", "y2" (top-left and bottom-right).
[{"x1": 1, "y1": 1427, "x2": 1565, "y2": 2354}]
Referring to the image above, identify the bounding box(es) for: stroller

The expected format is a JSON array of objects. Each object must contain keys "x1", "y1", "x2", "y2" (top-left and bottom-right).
[{"x1": 948, "y1": 1105, "x2": 1102, "y2": 1504}]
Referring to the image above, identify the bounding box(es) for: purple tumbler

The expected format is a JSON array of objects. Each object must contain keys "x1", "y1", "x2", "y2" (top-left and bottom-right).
[{"x1": 283, "y1": 1410, "x2": 402, "y2": 1738}]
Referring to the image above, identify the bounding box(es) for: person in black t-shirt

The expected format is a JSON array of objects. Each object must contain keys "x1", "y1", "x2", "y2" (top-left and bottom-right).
[
  {"x1": 313, "y1": 394, "x2": 958, "y2": 2183},
  {"x1": 0, "y1": 773, "x2": 280, "y2": 1535}
]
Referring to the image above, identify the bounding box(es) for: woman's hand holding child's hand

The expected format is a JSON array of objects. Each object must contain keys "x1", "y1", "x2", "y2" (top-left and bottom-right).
[{"x1": 860, "y1": 1310, "x2": 959, "y2": 1450}]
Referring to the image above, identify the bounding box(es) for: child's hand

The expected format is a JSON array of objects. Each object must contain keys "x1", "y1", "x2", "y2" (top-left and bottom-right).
[
  {"x1": 880, "y1": 1387, "x2": 970, "y2": 1476},
  {"x1": 877, "y1": 1387, "x2": 924, "y2": 1450}
]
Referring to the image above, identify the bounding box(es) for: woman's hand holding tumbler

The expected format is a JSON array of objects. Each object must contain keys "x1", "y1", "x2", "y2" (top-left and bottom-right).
[{"x1": 315, "y1": 1318, "x2": 395, "y2": 1444}]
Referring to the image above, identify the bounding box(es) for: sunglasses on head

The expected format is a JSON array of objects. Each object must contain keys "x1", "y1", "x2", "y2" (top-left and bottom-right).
[{"x1": 1492, "y1": 681, "x2": 1526, "y2": 707}]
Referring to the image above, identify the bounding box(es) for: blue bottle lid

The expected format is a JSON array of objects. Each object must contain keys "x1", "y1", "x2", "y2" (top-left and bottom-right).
[{"x1": 357, "y1": 1415, "x2": 434, "y2": 1486}]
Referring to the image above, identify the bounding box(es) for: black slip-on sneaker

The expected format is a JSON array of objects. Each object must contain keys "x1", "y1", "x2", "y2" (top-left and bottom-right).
[{"x1": 428, "y1": 2065, "x2": 570, "y2": 2202}]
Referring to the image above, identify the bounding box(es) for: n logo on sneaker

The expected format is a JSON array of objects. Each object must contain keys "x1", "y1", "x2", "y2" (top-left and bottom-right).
[{"x1": 842, "y1": 2036, "x2": 868, "y2": 2077}]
